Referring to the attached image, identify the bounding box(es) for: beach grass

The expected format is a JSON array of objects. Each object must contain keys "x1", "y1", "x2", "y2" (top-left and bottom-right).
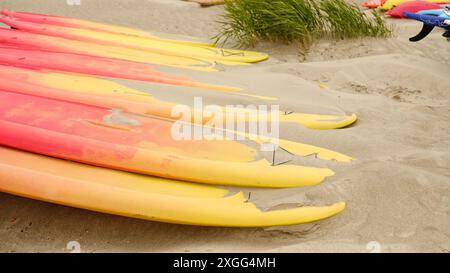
[{"x1": 214, "y1": 0, "x2": 392, "y2": 47}]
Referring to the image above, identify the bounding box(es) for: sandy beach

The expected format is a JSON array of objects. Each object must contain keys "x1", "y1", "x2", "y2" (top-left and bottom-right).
[{"x1": 0, "y1": 0, "x2": 449, "y2": 253}]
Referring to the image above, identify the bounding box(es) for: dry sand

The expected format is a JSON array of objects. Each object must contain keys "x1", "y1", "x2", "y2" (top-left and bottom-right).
[{"x1": 0, "y1": 0, "x2": 449, "y2": 253}]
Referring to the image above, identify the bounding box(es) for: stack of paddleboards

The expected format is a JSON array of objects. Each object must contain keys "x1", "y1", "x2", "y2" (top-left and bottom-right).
[
  {"x1": 0, "y1": 10, "x2": 357, "y2": 227},
  {"x1": 360, "y1": 0, "x2": 450, "y2": 41}
]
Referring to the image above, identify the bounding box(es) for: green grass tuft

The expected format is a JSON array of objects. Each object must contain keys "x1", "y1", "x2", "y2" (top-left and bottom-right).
[{"x1": 214, "y1": 0, "x2": 392, "y2": 48}]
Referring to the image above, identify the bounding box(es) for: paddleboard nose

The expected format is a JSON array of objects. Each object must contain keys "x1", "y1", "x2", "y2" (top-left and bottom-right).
[{"x1": 385, "y1": 9, "x2": 395, "y2": 17}]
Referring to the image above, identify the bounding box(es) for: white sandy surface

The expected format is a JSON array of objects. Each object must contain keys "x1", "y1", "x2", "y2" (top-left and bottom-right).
[{"x1": 0, "y1": 0, "x2": 449, "y2": 253}]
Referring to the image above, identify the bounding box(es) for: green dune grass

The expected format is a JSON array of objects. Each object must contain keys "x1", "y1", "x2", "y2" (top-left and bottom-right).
[{"x1": 214, "y1": 0, "x2": 391, "y2": 47}]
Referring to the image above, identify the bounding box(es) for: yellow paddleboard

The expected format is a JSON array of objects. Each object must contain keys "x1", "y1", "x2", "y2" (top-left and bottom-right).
[
  {"x1": 380, "y1": 0, "x2": 446, "y2": 10},
  {"x1": 0, "y1": 66, "x2": 354, "y2": 163},
  {"x1": 2, "y1": 9, "x2": 214, "y2": 47},
  {"x1": 0, "y1": 146, "x2": 345, "y2": 227},
  {"x1": 1, "y1": 17, "x2": 268, "y2": 64},
  {"x1": 0, "y1": 65, "x2": 357, "y2": 132}
]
